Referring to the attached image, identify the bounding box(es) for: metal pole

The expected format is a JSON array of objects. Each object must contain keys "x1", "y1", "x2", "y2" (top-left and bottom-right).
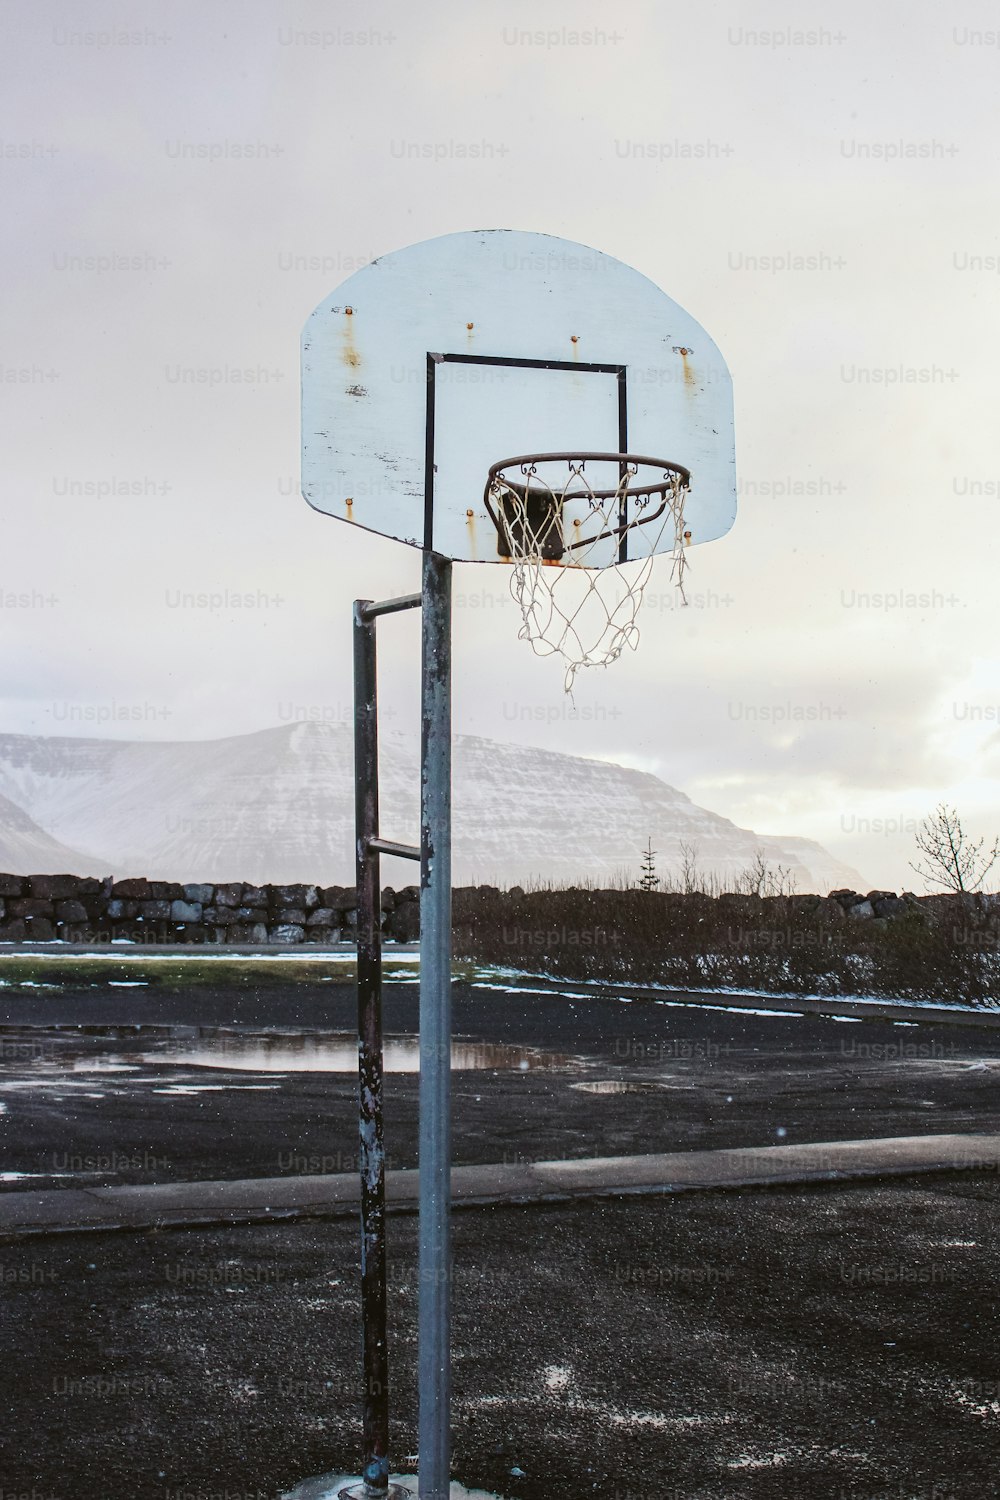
[
  {"x1": 353, "y1": 598, "x2": 390, "y2": 1498},
  {"x1": 418, "y1": 550, "x2": 452, "y2": 1498}
]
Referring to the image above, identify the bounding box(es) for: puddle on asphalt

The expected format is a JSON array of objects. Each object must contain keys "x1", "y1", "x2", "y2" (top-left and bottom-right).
[
  {"x1": 571, "y1": 1079, "x2": 670, "y2": 1095},
  {"x1": 0, "y1": 1170, "x2": 74, "y2": 1182},
  {"x1": 0, "y1": 1025, "x2": 577, "y2": 1075},
  {"x1": 136, "y1": 1031, "x2": 576, "y2": 1073}
]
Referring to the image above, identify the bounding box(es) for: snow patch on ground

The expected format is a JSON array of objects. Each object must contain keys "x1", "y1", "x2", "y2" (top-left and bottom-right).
[
  {"x1": 727, "y1": 1444, "x2": 869, "y2": 1471},
  {"x1": 542, "y1": 1364, "x2": 573, "y2": 1393},
  {"x1": 473, "y1": 966, "x2": 996, "y2": 1015},
  {"x1": 0, "y1": 949, "x2": 417, "y2": 964},
  {"x1": 72, "y1": 1061, "x2": 139, "y2": 1072},
  {"x1": 151, "y1": 1084, "x2": 278, "y2": 1095},
  {"x1": 0, "y1": 1169, "x2": 73, "y2": 1181},
  {"x1": 470, "y1": 1389, "x2": 731, "y2": 1435},
  {"x1": 938, "y1": 1380, "x2": 1000, "y2": 1419},
  {"x1": 729, "y1": 1451, "x2": 791, "y2": 1468}
]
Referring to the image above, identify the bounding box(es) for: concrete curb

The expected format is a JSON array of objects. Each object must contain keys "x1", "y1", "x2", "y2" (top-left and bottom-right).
[{"x1": 2, "y1": 1133, "x2": 998, "y2": 1241}]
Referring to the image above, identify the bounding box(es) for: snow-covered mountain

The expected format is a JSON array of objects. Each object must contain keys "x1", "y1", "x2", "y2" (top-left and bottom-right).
[
  {"x1": 0, "y1": 790, "x2": 97, "y2": 875},
  {"x1": 0, "y1": 723, "x2": 867, "y2": 892}
]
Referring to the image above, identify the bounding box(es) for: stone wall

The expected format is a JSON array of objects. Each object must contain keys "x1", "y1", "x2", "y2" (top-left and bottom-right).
[
  {"x1": 2, "y1": 874, "x2": 997, "y2": 954},
  {"x1": 0, "y1": 874, "x2": 421, "y2": 945}
]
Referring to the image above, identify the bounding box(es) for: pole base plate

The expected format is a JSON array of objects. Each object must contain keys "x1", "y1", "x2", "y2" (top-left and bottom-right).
[
  {"x1": 337, "y1": 1485, "x2": 410, "y2": 1500},
  {"x1": 280, "y1": 1476, "x2": 505, "y2": 1499}
]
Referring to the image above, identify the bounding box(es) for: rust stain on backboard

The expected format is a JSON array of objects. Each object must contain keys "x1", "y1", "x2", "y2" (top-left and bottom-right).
[
  {"x1": 340, "y1": 306, "x2": 361, "y2": 369},
  {"x1": 673, "y1": 345, "x2": 697, "y2": 391}
]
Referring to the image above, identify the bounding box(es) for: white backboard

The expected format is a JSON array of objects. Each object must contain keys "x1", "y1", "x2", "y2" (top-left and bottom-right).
[{"x1": 301, "y1": 230, "x2": 736, "y2": 566}]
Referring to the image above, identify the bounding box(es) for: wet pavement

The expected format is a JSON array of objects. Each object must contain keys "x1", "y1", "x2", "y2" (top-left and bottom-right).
[
  {"x1": 3, "y1": 968, "x2": 1000, "y2": 1497},
  {"x1": 2, "y1": 976, "x2": 1000, "y2": 1190},
  {"x1": 1, "y1": 1176, "x2": 998, "y2": 1499}
]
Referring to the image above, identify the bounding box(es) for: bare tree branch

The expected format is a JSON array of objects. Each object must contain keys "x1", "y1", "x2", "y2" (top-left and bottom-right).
[
  {"x1": 677, "y1": 841, "x2": 701, "y2": 895},
  {"x1": 734, "y1": 848, "x2": 798, "y2": 897},
  {"x1": 909, "y1": 804, "x2": 1000, "y2": 894}
]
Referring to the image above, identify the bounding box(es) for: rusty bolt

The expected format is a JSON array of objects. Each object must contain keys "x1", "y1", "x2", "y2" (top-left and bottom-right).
[
  {"x1": 345, "y1": 306, "x2": 354, "y2": 315},
  {"x1": 466, "y1": 508, "x2": 474, "y2": 517},
  {"x1": 570, "y1": 335, "x2": 580, "y2": 343},
  {"x1": 466, "y1": 322, "x2": 474, "y2": 330}
]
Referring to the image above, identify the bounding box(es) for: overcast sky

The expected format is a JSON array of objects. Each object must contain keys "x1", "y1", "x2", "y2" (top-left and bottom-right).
[{"x1": 2, "y1": 0, "x2": 998, "y2": 891}]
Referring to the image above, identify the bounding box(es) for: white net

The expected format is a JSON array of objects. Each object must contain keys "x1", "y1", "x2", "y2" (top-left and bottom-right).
[{"x1": 486, "y1": 453, "x2": 691, "y2": 694}]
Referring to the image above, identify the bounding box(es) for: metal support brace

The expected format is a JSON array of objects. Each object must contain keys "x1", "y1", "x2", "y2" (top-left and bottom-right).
[
  {"x1": 351, "y1": 590, "x2": 420, "y2": 1500},
  {"x1": 369, "y1": 837, "x2": 419, "y2": 862},
  {"x1": 351, "y1": 567, "x2": 452, "y2": 1499},
  {"x1": 360, "y1": 592, "x2": 422, "y2": 621}
]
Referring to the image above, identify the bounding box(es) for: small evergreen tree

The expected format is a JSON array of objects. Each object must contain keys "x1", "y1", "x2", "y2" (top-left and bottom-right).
[{"x1": 639, "y1": 836, "x2": 659, "y2": 892}]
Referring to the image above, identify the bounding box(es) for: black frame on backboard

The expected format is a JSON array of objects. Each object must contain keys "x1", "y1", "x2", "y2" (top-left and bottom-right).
[{"x1": 423, "y1": 352, "x2": 629, "y2": 561}]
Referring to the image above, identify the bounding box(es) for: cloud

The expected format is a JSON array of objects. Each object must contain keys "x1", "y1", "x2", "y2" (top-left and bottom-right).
[{"x1": 0, "y1": 0, "x2": 996, "y2": 898}]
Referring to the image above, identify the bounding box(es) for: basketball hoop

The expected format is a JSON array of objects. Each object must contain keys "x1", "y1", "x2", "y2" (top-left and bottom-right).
[
  {"x1": 485, "y1": 452, "x2": 692, "y2": 692},
  {"x1": 302, "y1": 230, "x2": 737, "y2": 1498}
]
